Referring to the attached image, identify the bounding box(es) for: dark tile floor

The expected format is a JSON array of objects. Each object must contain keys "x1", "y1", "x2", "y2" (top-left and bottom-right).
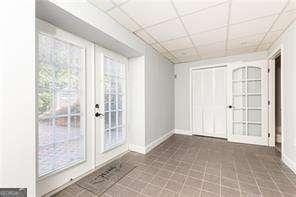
[{"x1": 53, "y1": 134, "x2": 296, "y2": 197}]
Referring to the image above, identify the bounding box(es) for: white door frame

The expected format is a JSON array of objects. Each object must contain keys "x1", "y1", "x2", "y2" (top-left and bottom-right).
[
  {"x1": 189, "y1": 64, "x2": 227, "y2": 137},
  {"x1": 267, "y1": 45, "x2": 284, "y2": 149}
]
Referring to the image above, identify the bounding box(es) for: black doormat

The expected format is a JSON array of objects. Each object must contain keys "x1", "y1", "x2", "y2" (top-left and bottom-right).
[{"x1": 76, "y1": 160, "x2": 136, "y2": 196}]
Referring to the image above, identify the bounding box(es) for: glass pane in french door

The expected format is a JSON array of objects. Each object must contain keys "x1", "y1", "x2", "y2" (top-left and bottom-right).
[
  {"x1": 103, "y1": 56, "x2": 126, "y2": 151},
  {"x1": 232, "y1": 66, "x2": 262, "y2": 137},
  {"x1": 37, "y1": 33, "x2": 85, "y2": 177},
  {"x1": 232, "y1": 66, "x2": 262, "y2": 136}
]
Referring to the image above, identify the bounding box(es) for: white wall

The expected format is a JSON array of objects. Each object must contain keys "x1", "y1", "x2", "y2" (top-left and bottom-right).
[
  {"x1": 268, "y1": 21, "x2": 296, "y2": 173},
  {"x1": 174, "y1": 52, "x2": 267, "y2": 133},
  {"x1": 145, "y1": 47, "x2": 175, "y2": 146},
  {"x1": 128, "y1": 56, "x2": 146, "y2": 152},
  {"x1": 0, "y1": 1, "x2": 36, "y2": 196}
]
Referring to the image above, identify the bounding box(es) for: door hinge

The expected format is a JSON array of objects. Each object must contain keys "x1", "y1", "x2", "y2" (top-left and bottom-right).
[
  {"x1": 268, "y1": 133, "x2": 271, "y2": 138},
  {"x1": 268, "y1": 100, "x2": 271, "y2": 105},
  {"x1": 268, "y1": 68, "x2": 270, "y2": 73}
]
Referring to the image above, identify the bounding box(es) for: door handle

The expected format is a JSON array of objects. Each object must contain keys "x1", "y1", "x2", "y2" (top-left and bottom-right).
[
  {"x1": 95, "y1": 112, "x2": 104, "y2": 117},
  {"x1": 228, "y1": 105, "x2": 233, "y2": 109}
]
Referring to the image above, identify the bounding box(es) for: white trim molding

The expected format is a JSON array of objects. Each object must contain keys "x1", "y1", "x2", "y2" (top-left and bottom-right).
[
  {"x1": 174, "y1": 129, "x2": 193, "y2": 135},
  {"x1": 282, "y1": 154, "x2": 296, "y2": 174},
  {"x1": 145, "y1": 130, "x2": 174, "y2": 154},
  {"x1": 129, "y1": 130, "x2": 175, "y2": 154},
  {"x1": 128, "y1": 144, "x2": 146, "y2": 154}
]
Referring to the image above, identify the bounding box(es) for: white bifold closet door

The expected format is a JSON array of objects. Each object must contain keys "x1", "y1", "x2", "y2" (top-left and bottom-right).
[{"x1": 192, "y1": 66, "x2": 227, "y2": 138}]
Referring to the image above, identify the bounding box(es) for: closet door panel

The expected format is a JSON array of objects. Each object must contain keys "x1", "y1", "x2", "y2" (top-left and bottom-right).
[
  {"x1": 214, "y1": 67, "x2": 227, "y2": 136},
  {"x1": 202, "y1": 69, "x2": 214, "y2": 134},
  {"x1": 204, "y1": 109, "x2": 214, "y2": 134},
  {"x1": 192, "y1": 70, "x2": 203, "y2": 133}
]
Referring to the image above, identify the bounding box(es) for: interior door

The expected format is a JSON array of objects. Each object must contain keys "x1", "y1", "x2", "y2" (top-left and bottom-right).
[
  {"x1": 94, "y1": 46, "x2": 127, "y2": 156},
  {"x1": 192, "y1": 66, "x2": 227, "y2": 138},
  {"x1": 227, "y1": 61, "x2": 268, "y2": 145}
]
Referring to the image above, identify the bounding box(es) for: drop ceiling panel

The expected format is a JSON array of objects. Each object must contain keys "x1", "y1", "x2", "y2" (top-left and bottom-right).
[
  {"x1": 171, "y1": 47, "x2": 197, "y2": 58},
  {"x1": 108, "y1": 8, "x2": 141, "y2": 32},
  {"x1": 161, "y1": 37, "x2": 193, "y2": 51},
  {"x1": 197, "y1": 41, "x2": 225, "y2": 55},
  {"x1": 285, "y1": 0, "x2": 296, "y2": 12},
  {"x1": 172, "y1": 0, "x2": 227, "y2": 16},
  {"x1": 151, "y1": 43, "x2": 167, "y2": 53},
  {"x1": 134, "y1": 30, "x2": 156, "y2": 44},
  {"x1": 112, "y1": 0, "x2": 129, "y2": 5},
  {"x1": 227, "y1": 46, "x2": 257, "y2": 56},
  {"x1": 227, "y1": 33, "x2": 264, "y2": 50},
  {"x1": 230, "y1": 0, "x2": 287, "y2": 24},
  {"x1": 262, "y1": 30, "x2": 283, "y2": 44},
  {"x1": 201, "y1": 50, "x2": 225, "y2": 59},
  {"x1": 271, "y1": 10, "x2": 296, "y2": 31},
  {"x1": 182, "y1": 3, "x2": 229, "y2": 34},
  {"x1": 229, "y1": 15, "x2": 277, "y2": 39},
  {"x1": 88, "y1": 0, "x2": 293, "y2": 63},
  {"x1": 88, "y1": 0, "x2": 115, "y2": 11},
  {"x1": 257, "y1": 43, "x2": 272, "y2": 51},
  {"x1": 145, "y1": 18, "x2": 187, "y2": 42},
  {"x1": 120, "y1": 0, "x2": 177, "y2": 27},
  {"x1": 191, "y1": 27, "x2": 227, "y2": 46}
]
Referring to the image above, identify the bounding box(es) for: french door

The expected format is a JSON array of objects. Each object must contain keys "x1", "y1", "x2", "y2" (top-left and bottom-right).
[
  {"x1": 227, "y1": 61, "x2": 268, "y2": 145},
  {"x1": 94, "y1": 46, "x2": 127, "y2": 154}
]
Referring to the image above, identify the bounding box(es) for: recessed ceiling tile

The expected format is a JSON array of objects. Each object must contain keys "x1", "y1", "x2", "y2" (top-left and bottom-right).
[
  {"x1": 284, "y1": 0, "x2": 296, "y2": 12},
  {"x1": 227, "y1": 33, "x2": 264, "y2": 50},
  {"x1": 229, "y1": 15, "x2": 277, "y2": 39},
  {"x1": 262, "y1": 30, "x2": 283, "y2": 44},
  {"x1": 257, "y1": 43, "x2": 272, "y2": 51},
  {"x1": 182, "y1": 3, "x2": 228, "y2": 34},
  {"x1": 161, "y1": 37, "x2": 193, "y2": 51},
  {"x1": 271, "y1": 10, "x2": 296, "y2": 31},
  {"x1": 161, "y1": 52, "x2": 176, "y2": 60},
  {"x1": 151, "y1": 43, "x2": 167, "y2": 53},
  {"x1": 145, "y1": 18, "x2": 187, "y2": 42},
  {"x1": 171, "y1": 47, "x2": 197, "y2": 58},
  {"x1": 134, "y1": 30, "x2": 156, "y2": 44},
  {"x1": 197, "y1": 41, "x2": 225, "y2": 55},
  {"x1": 112, "y1": 0, "x2": 129, "y2": 5},
  {"x1": 88, "y1": 0, "x2": 115, "y2": 11},
  {"x1": 230, "y1": 0, "x2": 287, "y2": 24},
  {"x1": 177, "y1": 55, "x2": 200, "y2": 63},
  {"x1": 108, "y1": 8, "x2": 141, "y2": 32},
  {"x1": 120, "y1": 0, "x2": 177, "y2": 27},
  {"x1": 227, "y1": 46, "x2": 257, "y2": 56},
  {"x1": 191, "y1": 27, "x2": 227, "y2": 46},
  {"x1": 172, "y1": 0, "x2": 227, "y2": 16},
  {"x1": 201, "y1": 50, "x2": 225, "y2": 59}
]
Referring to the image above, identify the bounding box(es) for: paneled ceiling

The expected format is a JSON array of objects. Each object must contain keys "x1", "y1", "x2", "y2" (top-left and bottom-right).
[{"x1": 88, "y1": 0, "x2": 296, "y2": 63}]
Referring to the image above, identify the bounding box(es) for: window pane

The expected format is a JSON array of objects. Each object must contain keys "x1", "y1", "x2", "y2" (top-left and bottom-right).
[
  {"x1": 37, "y1": 33, "x2": 84, "y2": 177},
  {"x1": 103, "y1": 56, "x2": 126, "y2": 151},
  {"x1": 247, "y1": 67, "x2": 261, "y2": 79}
]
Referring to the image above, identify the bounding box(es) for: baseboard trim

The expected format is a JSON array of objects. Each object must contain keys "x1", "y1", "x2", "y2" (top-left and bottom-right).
[
  {"x1": 145, "y1": 130, "x2": 174, "y2": 154},
  {"x1": 129, "y1": 130, "x2": 174, "y2": 154},
  {"x1": 282, "y1": 154, "x2": 296, "y2": 174},
  {"x1": 128, "y1": 144, "x2": 146, "y2": 154},
  {"x1": 174, "y1": 129, "x2": 192, "y2": 135}
]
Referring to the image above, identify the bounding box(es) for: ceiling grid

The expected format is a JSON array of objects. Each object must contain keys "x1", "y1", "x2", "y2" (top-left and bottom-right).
[{"x1": 88, "y1": 0, "x2": 296, "y2": 63}]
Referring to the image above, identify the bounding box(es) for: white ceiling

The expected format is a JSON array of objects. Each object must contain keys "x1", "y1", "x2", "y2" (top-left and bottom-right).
[{"x1": 88, "y1": 0, "x2": 296, "y2": 63}]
